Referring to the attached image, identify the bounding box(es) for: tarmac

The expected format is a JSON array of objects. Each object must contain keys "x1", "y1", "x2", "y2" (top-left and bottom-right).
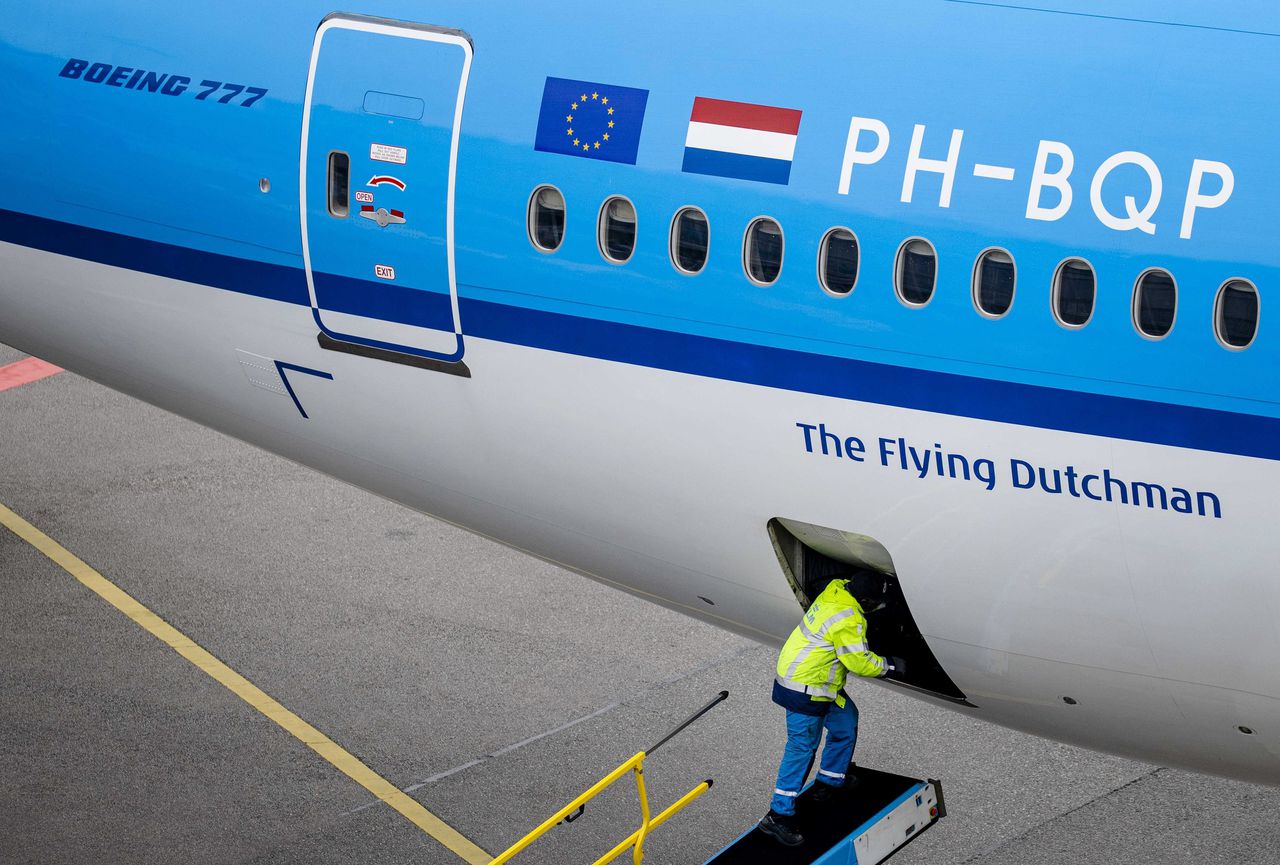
[{"x1": 3, "y1": 341, "x2": 1279, "y2": 865}]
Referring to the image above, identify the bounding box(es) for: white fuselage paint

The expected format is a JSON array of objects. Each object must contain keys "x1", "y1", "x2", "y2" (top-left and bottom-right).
[{"x1": 2, "y1": 241, "x2": 1278, "y2": 783}]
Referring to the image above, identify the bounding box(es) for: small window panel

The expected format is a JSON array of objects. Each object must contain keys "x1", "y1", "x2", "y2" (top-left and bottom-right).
[
  {"x1": 1053, "y1": 258, "x2": 1096, "y2": 328},
  {"x1": 973, "y1": 248, "x2": 1015, "y2": 318},
  {"x1": 895, "y1": 239, "x2": 937, "y2": 306},
  {"x1": 744, "y1": 217, "x2": 784, "y2": 285},
  {"x1": 598, "y1": 196, "x2": 637, "y2": 263},
  {"x1": 327, "y1": 151, "x2": 350, "y2": 218},
  {"x1": 670, "y1": 207, "x2": 709, "y2": 274},
  {"x1": 527, "y1": 185, "x2": 565, "y2": 252},
  {"x1": 819, "y1": 228, "x2": 859, "y2": 295},
  {"x1": 1215, "y1": 279, "x2": 1260, "y2": 349},
  {"x1": 1133, "y1": 269, "x2": 1177, "y2": 339}
]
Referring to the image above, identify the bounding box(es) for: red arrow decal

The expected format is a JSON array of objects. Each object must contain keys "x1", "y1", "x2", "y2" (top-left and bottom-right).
[{"x1": 367, "y1": 175, "x2": 406, "y2": 190}]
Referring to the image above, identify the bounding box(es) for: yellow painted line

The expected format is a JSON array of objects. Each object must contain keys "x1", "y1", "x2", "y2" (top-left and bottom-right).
[{"x1": 0, "y1": 502, "x2": 492, "y2": 865}]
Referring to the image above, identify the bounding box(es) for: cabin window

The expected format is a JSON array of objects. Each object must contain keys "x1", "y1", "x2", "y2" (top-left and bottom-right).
[
  {"x1": 1052, "y1": 258, "x2": 1096, "y2": 327},
  {"x1": 819, "y1": 228, "x2": 859, "y2": 296},
  {"x1": 1133, "y1": 269, "x2": 1177, "y2": 339},
  {"x1": 1215, "y1": 279, "x2": 1259, "y2": 349},
  {"x1": 670, "y1": 207, "x2": 709, "y2": 274},
  {"x1": 895, "y1": 239, "x2": 936, "y2": 306},
  {"x1": 327, "y1": 151, "x2": 350, "y2": 218},
  {"x1": 598, "y1": 196, "x2": 637, "y2": 263},
  {"x1": 528, "y1": 185, "x2": 565, "y2": 252},
  {"x1": 744, "y1": 217, "x2": 784, "y2": 285},
  {"x1": 973, "y1": 248, "x2": 1015, "y2": 318}
]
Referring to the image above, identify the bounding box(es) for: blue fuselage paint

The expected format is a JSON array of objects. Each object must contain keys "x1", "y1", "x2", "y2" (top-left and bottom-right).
[{"x1": 1, "y1": 0, "x2": 1277, "y2": 441}]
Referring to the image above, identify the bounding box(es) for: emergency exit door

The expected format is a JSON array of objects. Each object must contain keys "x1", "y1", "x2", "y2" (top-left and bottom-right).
[{"x1": 301, "y1": 15, "x2": 472, "y2": 362}]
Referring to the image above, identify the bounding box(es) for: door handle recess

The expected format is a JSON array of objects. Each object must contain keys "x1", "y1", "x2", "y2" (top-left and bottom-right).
[{"x1": 327, "y1": 151, "x2": 350, "y2": 218}]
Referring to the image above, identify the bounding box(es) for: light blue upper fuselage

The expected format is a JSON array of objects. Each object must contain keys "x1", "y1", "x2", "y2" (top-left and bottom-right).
[{"x1": 2, "y1": 0, "x2": 1278, "y2": 444}]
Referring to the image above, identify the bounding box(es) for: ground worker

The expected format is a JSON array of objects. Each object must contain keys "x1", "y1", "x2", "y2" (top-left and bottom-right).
[{"x1": 757, "y1": 572, "x2": 905, "y2": 847}]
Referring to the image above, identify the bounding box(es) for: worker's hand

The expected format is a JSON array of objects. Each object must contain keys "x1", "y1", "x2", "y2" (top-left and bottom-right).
[{"x1": 884, "y1": 656, "x2": 908, "y2": 679}]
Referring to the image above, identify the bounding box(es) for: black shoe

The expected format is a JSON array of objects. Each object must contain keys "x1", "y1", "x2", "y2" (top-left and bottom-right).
[
  {"x1": 810, "y1": 774, "x2": 858, "y2": 804},
  {"x1": 758, "y1": 812, "x2": 804, "y2": 847},
  {"x1": 809, "y1": 781, "x2": 839, "y2": 804}
]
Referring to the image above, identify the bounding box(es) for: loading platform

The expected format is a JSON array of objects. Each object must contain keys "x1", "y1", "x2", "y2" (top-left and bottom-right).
[
  {"x1": 485, "y1": 690, "x2": 944, "y2": 865},
  {"x1": 705, "y1": 766, "x2": 944, "y2": 865}
]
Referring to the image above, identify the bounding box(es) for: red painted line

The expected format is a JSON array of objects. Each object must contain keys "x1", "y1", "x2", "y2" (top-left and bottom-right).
[{"x1": 0, "y1": 358, "x2": 64, "y2": 393}]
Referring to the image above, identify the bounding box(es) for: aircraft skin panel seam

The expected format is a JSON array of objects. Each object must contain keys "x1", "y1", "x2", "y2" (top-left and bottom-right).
[
  {"x1": 929, "y1": 634, "x2": 1280, "y2": 703},
  {"x1": 941, "y1": 1, "x2": 1280, "y2": 38}
]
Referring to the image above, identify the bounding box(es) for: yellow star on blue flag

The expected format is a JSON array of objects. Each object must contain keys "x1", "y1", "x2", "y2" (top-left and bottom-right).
[{"x1": 534, "y1": 77, "x2": 649, "y2": 165}]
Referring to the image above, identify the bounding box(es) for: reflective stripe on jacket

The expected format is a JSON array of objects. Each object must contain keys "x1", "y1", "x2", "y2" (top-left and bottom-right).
[{"x1": 775, "y1": 579, "x2": 887, "y2": 705}]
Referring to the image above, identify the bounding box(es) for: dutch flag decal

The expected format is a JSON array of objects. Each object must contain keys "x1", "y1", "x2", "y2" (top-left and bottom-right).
[{"x1": 681, "y1": 97, "x2": 803, "y2": 185}]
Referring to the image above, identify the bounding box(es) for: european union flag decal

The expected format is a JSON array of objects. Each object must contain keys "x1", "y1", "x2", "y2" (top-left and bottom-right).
[{"x1": 534, "y1": 77, "x2": 649, "y2": 165}]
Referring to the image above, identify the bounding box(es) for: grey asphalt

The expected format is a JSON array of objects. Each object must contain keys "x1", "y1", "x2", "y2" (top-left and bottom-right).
[{"x1": 2, "y1": 342, "x2": 1278, "y2": 865}]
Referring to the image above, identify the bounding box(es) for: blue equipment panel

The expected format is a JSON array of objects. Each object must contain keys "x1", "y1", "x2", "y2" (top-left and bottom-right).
[
  {"x1": 301, "y1": 15, "x2": 471, "y2": 361},
  {"x1": 705, "y1": 766, "x2": 943, "y2": 865}
]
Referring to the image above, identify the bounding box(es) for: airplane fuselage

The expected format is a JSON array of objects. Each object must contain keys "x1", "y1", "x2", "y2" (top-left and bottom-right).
[{"x1": 2, "y1": 1, "x2": 1278, "y2": 783}]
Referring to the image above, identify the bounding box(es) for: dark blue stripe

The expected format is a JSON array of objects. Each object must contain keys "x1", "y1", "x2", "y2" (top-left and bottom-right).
[
  {"x1": 0, "y1": 209, "x2": 453, "y2": 332},
  {"x1": 0, "y1": 208, "x2": 310, "y2": 307},
  {"x1": 460, "y1": 296, "x2": 1280, "y2": 460},
  {"x1": 4, "y1": 208, "x2": 1280, "y2": 461},
  {"x1": 314, "y1": 272, "x2": 455, "y2": 331},
  {"x1": 682, "y1": 147, "x2": 792, "y2": 185}
]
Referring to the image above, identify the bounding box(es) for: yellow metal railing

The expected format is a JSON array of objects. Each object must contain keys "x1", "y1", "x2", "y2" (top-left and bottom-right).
[{"x1": 488, "y1": 691, "x2": 728, "y2": 865}]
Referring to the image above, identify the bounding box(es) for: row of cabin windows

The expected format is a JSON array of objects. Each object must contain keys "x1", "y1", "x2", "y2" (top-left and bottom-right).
[{"x1": 527, "y1": 186, "x2": 1261, "y2": 350}]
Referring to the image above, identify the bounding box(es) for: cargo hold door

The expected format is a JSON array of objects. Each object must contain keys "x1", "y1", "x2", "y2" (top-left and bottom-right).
[{"x1": 301, "y1": 14, "x2": 471, "y2": 362}]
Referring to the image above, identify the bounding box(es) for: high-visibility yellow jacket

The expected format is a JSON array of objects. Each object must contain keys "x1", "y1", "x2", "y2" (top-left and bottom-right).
[{"x1": 774, "y1": 579, "x2": 887, "y2": 710}]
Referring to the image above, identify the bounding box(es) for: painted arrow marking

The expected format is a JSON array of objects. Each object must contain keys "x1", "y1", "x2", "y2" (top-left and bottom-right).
[{"x1": 366, "y1": 175, "x2": 406, "y2": 190}]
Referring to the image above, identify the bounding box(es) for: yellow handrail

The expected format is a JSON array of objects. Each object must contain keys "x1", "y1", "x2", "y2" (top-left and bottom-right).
[
  {"x1": 488, "y1": 750, "x2": 711, "y2": 865},
  {"x1": 632, "y1": 761, "x2": 652, "y2": 865},
  {"x1": 590, "y1": 779, "x2": 713, "y2": 865},
  {"x1": 488, "y1": 752, "x2": 645, "y2": 865},
  {"x1": 488, "y1": 692, "x2": 727, "y2": 865}
]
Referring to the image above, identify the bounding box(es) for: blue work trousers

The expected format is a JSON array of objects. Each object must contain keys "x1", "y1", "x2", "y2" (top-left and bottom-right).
[{"x1": 769, "y1": 699, "x2": 858, "y2": 816}]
